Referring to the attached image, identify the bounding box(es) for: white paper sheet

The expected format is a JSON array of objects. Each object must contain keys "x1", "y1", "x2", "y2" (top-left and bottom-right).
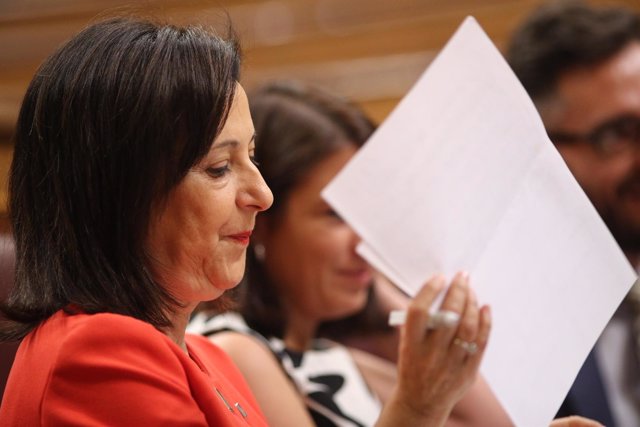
[{"x1": 322, "y1": 16, "x2": 637, "y2": 427}]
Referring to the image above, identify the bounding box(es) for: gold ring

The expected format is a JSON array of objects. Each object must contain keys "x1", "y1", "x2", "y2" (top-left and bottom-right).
[{"x1": 453, "y1": 337, "x2": 478, "y2": 354}]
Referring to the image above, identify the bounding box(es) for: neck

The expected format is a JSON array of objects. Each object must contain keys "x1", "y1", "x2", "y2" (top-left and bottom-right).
[
  {"x1": 163, "y1": 303, "x2": 197, "y2": 353},
  {"x1": 283, "y1": 308, "x2": 319, "y2": 352}
]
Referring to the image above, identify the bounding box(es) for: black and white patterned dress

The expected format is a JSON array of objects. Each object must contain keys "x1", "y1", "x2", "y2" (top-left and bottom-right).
[{"x1": 188, "y1": 312, "x2": 382, "y2": 427}]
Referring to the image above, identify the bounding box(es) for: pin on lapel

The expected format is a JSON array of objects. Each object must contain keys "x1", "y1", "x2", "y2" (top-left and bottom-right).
[{"x1": 215, "y1": 387, "x2": 248, "y2": 419}]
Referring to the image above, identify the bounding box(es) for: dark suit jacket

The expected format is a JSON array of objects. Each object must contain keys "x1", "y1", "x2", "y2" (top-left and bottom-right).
[{"x1": 556, "y1": 349, "x2": 615, "y2": 426}]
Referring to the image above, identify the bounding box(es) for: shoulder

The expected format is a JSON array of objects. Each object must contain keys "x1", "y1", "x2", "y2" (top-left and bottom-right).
[
  {"x1": 64, "y1": 310, "x2": 161, "y2": 334},
  {"x1": 189, "y1": 311, "x2": 277, "y2": 356},
  {"x1": 56, "y1": 311, "x2": 181, "y2": 365},
  {"x1": 185, "y1": 333, "x2": 251, "y2": 374},
  {"x1": 195, "y1": 319, "x2": 289, "y2": 386},
  {"x1": 209, "y1": 329, "x2": 279, "y2": 369},
  {"x1": 189, "y1": 311, "x2": 257, "y2": 336},
  {"x1": 37, "y1": 312, "x2": 209, "y2": 425},
  {"x1": 50, "y1": 311, "x2": 186, "y2": 380},
  {"x1": 189, "y1": 311, "x2": 291, "y2": 388}
]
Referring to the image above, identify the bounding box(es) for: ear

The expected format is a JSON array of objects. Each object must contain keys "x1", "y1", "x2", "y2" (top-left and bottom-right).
[{"x1": 252, "y1": 215, "x2": 273, "y2": 263}]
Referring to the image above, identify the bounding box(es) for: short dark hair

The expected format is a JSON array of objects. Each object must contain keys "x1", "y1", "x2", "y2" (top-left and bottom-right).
[
  {"x1": 230, "y1": 81, "x2": 386, "y2": 339},
  {"x1": 506, "y1": 0, "x2": 640, "y2": 101},
  {"x1": 1, "y1": 17, "x2": 241, "y2": 340}
]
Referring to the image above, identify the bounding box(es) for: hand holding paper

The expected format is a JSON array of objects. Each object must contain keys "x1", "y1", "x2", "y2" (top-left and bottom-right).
[{"x1": 322, "y1": 16, "x2": 637, "y2": 427}]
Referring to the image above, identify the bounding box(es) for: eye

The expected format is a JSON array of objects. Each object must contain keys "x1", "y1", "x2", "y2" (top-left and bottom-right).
[
  {"x1": 595, "y1": 130, "x2": 628, "y2": 155},
  {"x1": 589, "y1": 116, "x2": 640, "y2": 156},
  {"x1": 206, "y1": 161, "x2": 230, "y2": 178},
  {"x1": 249, "y1": 148, "x2": 260, "y2": 167}
]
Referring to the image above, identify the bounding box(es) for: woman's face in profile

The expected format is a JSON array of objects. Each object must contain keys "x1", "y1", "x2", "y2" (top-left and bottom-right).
[
  {"x1": 259, "y1": 145, "x2": 373, "y2": 322},
  {"x1": 145, "y1": 84, "x2": 273, "y2": 304}
]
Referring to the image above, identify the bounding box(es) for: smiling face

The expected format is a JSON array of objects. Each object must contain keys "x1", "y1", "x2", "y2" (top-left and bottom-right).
[
  {"x1": 540, "y1": 42, "x2": 640, "y2": 252},
  {"x1": 259, "y1": 146, "x2": 373, "y2": 326},
  {"x1": 145, "y1": 84, "x2": 273, "y2": 304}
]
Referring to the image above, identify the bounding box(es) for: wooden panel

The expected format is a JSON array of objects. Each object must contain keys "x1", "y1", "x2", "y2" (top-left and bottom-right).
[
  {"x1": 2, "y1": 0, "x2": 639, "y2": 132},
  {"x1": 0, "y1": 145, "x2": 12, "y2": 217},
  {"x1": 1, "y1": 0, "x2": 640, "y2": 215}
]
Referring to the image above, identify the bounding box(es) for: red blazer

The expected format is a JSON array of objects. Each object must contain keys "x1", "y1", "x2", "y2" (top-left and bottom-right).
[{"x1": 0, "y1": 310, "x2": 268, "y2": 426}]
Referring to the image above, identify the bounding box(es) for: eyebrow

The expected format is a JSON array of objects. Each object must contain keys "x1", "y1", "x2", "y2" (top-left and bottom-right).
[{"x1": 212, "y1": 133, "x2": 256, "y2": 150}]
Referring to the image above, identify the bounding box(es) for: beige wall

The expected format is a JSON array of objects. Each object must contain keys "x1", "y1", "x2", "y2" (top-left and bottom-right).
[{"x1": 1, "y1": 0, "x2": 639, "y2": 223}]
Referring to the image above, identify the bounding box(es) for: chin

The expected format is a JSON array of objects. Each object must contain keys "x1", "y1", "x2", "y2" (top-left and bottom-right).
[
  {"x1": 335, "y1": 296, "x2": 369, "y2": 319},
  {"x1": 208, "y1": 258, "x2": 246, "y2": 288},
  {"x1": 201, "y1": 275, "x2": 243, "y2": 299},
  {"x1": 217, "y1": 276, "x2": 244, "y2": 291}
]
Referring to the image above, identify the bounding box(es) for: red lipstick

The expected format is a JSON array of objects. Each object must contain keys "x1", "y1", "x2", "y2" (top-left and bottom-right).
[{"x1": 227, "y1": 231, "x2": 252, "y2": 246}]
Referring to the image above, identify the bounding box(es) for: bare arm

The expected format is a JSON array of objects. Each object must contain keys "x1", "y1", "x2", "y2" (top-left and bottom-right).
[
  {"x1": 210, "y1": 332, "x2": 316, "y2": 427},
  {"x1": 445, "y1": 375, "x2": 513, "y2": 427},
  {"x1": 215, "y1": 274, "x2": 491, "y2": 427}
]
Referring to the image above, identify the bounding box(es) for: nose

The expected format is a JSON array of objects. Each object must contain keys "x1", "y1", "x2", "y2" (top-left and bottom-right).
[
  {"x1": 238, "y1": 165, "x2": 273, "y2": 212},
  {"x1": 347, "y1": 225, "x2": 364, "y2": 255},
  {"x1": 349, "y1": 231, "x2": 371, "y2": 269}
]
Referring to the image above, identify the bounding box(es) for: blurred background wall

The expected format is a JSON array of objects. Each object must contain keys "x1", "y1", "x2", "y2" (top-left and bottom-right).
[{"x1": 1, "y1": 0, "x2": 639, "y2": 231}]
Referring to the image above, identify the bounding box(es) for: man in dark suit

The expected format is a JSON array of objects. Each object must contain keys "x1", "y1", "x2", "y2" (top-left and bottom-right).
[{"x1": 507, "y1": 2, "x2": 640, "y2": 426}]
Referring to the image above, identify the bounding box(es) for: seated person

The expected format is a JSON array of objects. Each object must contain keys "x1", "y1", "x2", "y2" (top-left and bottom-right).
[{"x1": 0, "y1": 17, "x2": 274, "y2": 426}]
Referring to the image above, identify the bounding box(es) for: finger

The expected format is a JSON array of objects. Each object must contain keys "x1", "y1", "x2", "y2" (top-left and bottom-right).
[
  {"x1": 457, "y1": 287, "x2": 479, "y2": 342},
  {"x1": 429, "y1": 272, "x2": 469, "y2": 344},
  {"x1": 549, "y1": 415, "x2": 604, "y2": 427},
  {"x1": 403, "y1": 275, "x2": 446, "y2": 345},
  {"x1": 450, "y1": 287, "x2": 480, "y2": 359},
  {"x1": 464, "y1": 305, "x2": 492, "y2": 371}
]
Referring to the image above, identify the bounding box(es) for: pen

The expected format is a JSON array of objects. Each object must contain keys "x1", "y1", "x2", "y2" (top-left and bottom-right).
[{"x1": 388, "y1": 309, "x2": 460, "y2": 329}]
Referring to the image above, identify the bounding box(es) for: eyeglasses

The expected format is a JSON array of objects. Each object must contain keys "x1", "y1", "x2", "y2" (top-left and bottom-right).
[{"x1": 547, "y1": 115, "x2": 640, "y2": 157}]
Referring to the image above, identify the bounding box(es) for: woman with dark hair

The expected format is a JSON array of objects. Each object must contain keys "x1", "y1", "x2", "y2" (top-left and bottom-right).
[{"x1": 0, "y1": 17, "x2": 274, "y2": 425}]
